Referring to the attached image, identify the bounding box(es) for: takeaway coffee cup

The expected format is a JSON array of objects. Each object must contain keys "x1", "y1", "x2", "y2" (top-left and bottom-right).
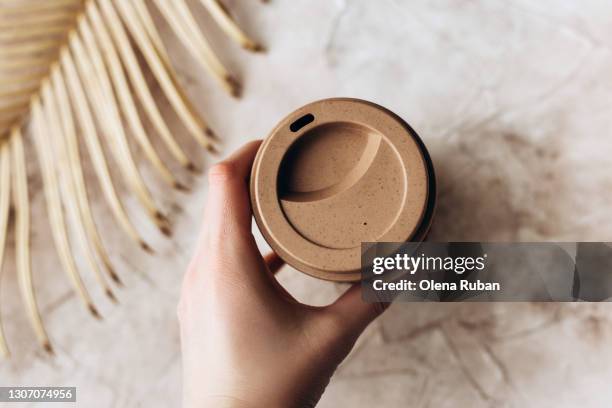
[{"x1": 250, "y1": 98, "x2": 436, "y2": 281}]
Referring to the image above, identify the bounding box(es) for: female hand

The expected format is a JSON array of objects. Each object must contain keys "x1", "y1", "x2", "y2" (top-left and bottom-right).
[{"x1": 178, "y1": 140, "x2": 389, "y2": 407}]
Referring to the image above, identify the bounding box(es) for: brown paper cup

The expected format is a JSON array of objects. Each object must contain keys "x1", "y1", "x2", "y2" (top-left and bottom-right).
[{"x1": 251, "y1": 98, "x2": 436, "y2": 281}]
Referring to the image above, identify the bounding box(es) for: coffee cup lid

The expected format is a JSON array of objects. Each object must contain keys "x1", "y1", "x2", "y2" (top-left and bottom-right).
[{"x1": 251, "y1": 98, "x2": 436, "y2": 281}]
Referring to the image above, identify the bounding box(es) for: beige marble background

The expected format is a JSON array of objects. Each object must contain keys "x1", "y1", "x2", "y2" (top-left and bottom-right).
[{"x1": 2, "y1": 0, "x2": 612, "y2": 406}]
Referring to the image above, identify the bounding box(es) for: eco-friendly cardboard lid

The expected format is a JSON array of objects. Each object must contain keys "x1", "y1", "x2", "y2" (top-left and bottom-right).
[{"x1": 251, "y1": 98, "x2": 435, "y2": 281}]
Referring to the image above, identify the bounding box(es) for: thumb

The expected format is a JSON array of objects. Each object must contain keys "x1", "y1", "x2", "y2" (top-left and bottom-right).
[
  {"x1": 203, "y1": 140, "x2": 262, "y2": 241},
  {"x1": 327, "y1": 284, "x2": 391, "y2": 340},
  {"x1": 189, "y1": 140, "x2": 263, "y2": 283}
]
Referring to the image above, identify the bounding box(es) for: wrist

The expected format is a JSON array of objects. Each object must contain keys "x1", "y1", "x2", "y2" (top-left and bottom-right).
[
  {"x1": 191, "y1": 395, "x2": 298, "y2": 408},
  {"x1": 188, "y1": 396, "x2": 255, "y2": 408}
]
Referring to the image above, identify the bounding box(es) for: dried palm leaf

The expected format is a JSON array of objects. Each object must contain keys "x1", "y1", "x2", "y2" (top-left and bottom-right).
[
  {"x1": 0, "y1": 140, "x2": 10, "y2": 357},
  {"x1": 0, "y1": 0, "x2": 264, "y2": 355},
  {"x1": 10, "y1": 128, "x2": 51, "y2": 353},
  {"x1": 32, "y1": 96, "x2": 100, "y2": 317},
  {"x1": 199, "y1": 0, "x2": 262, "y2": 52}
]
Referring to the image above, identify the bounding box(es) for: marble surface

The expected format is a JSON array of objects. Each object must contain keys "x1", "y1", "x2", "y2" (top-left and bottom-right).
[{"x1": 2, "y1": 0, "x2": 612, "y2": 406}]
